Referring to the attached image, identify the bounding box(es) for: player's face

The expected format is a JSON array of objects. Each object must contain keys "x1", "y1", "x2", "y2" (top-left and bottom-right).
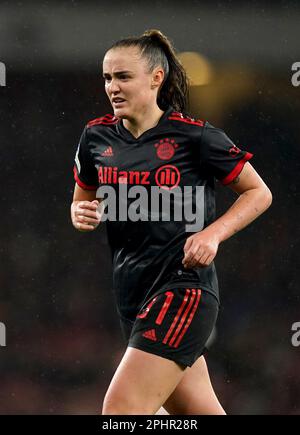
[{"x1": 103, "y1": 46, "x2": 156, "y2": 119}]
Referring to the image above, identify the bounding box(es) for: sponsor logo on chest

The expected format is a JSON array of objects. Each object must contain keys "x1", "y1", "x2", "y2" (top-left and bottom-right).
[{"x1": 98, "y1": 165, "x2": 181, "y2": 190}]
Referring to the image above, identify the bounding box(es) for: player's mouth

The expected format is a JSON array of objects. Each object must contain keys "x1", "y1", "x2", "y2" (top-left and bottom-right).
[{"x1": 112, "y1": 97, "x2": 126, "y2": 106}]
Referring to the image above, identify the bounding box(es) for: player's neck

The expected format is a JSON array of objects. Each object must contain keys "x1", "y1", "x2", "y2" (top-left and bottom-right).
[{"x1": 122, "y1": 106, "x2": 165, "y2": 139}]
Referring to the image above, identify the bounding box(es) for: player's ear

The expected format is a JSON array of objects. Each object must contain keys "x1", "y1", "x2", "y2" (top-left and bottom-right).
[{"x1": 151, "y1": 66, "x2": 165, "y2": 89}]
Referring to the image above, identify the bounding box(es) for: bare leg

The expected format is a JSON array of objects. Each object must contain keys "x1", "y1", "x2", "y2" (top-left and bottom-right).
[
  {"x1": 102, "y1": 347, "x2": 186, "y2": 415},
  {"x1": 163, "y1": 355, "x2": 226, "y2": 415}
]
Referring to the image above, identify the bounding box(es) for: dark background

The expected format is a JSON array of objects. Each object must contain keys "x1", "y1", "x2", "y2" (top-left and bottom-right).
[{"x1": 0, "y1": 0, "x2": 299, "y2": 414}]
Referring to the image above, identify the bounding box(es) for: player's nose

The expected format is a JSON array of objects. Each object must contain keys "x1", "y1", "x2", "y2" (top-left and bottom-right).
[{"x1": 108, "y1": 79, "x2": 121, "y2": 94}]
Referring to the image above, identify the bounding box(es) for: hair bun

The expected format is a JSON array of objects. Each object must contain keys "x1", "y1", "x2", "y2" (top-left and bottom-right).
[{"x1": 143, "y1": 29, "x2": 165, "y2": 41}]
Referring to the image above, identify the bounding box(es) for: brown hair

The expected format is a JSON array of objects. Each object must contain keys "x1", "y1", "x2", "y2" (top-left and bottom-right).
[{"x1": 107, "y1": 29, "x2": 189, "y2": 113}]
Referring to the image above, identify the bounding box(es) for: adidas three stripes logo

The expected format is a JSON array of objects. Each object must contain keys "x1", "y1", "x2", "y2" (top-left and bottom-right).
[
  {"x1": 141, "y1": 288, "x2": 202, "y2": 348},
  {"x1": 101, "y1": 146, "x2": 114, "y2": 157}
]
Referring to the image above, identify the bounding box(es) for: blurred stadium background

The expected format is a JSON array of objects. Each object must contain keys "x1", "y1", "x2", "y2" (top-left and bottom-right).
[{"x1": 0, "y1": 0, "x2": 299, "y2": 414}]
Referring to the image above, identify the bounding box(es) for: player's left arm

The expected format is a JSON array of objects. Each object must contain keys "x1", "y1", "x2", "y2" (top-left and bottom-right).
[{"x1": 182, "y1": 162, "x2": 272, "y2": 268}]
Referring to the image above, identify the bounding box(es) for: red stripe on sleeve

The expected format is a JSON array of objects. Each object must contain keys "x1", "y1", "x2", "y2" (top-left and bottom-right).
[
  {"x1": 221, "y1": 152, "x2": 253, "y2": 185},
  {"x1": 73, "y1": 166, "x2": 98, "y2": 191}
]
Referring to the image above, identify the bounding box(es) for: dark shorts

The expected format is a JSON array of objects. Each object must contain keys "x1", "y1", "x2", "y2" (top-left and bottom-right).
[{"x1": 119, "y1": 287, "x2": 219, "y2": 368}]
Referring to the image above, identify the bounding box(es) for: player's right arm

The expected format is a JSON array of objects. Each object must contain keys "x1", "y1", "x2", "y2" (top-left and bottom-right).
[
  {"x1": 71, "y1": 183, "x2": 102, "y2": 232},
  {"x1": 71, "y1": 124, "x2": 103, "y2": 232}
]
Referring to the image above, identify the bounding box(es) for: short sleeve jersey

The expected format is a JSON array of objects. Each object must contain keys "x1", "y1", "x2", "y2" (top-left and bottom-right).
[{"x1": 73, "y1": 107, "x2": 253, "y2": 322}]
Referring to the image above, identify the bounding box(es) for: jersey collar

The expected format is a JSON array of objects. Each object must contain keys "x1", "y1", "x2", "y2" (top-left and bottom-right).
[{"x1": 116, "y1": 106, "x2": 174, "y2": 143}]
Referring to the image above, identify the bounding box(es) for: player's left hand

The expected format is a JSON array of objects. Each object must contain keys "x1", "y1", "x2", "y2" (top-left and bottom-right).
[{"x1": 182, "y1": 229, "x2": 220, "y2": 268}]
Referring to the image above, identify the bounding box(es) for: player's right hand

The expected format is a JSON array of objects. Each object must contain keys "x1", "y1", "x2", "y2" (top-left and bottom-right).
[{"x1": 71, "y1": 200, "x2": 102, "y2": 232}]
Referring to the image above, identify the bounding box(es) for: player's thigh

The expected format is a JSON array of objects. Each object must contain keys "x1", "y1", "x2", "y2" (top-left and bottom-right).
[
  {"x1": 102, "y1": 346, "x2": 186, "y2": 415},
  {"x1": 163, "y1": 355, "x2": 226, "y2": 415}
]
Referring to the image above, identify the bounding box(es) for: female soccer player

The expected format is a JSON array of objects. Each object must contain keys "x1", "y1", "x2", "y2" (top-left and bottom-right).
[{"x1": 70, "y1": 30, "x2": 272, "y2": 415}]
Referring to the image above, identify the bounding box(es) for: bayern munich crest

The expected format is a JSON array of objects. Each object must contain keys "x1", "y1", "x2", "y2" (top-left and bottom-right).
[{"x1": 155, "y1": 138, "x2": 179, "y2": 160}]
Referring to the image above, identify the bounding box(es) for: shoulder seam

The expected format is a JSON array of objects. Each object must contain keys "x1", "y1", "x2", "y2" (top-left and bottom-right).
[
  {"x1": 87, "y1": 114, "x2": 118, "y2": 128},
  {"x1": 168, "y1": 112, "x2": 205, "y2": 127}
]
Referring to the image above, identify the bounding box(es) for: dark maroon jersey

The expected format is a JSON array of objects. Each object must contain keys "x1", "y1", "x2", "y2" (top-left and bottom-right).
[{"x1": 73, "y1": 106, "x2": 253, "y2": 322}]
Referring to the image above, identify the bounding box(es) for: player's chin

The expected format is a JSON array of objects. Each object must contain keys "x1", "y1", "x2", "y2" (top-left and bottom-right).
[{"x1": 112, "y1": 106, "x2": 130, "y2": 119}]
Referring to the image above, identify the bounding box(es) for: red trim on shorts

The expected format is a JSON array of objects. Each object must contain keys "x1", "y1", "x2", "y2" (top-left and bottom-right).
[
  {"x1": 156, "y1": 291, "x2": 174, "y2": 325},
  {"x1": 73, "y1": 166, "x2": 98, "y2": 191},
  {"x1": 163, "y1": 289, "x2": 190, "y2": 345},
  {"x1": 168, "y1": 289, "x2": 196, "y2": 347},
  {"x1": 173, "y1": 289, "x2": 202, "y2": 348},
  {"x1": 221, "y1": 152, "x2": 253, "y2": 185}
]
